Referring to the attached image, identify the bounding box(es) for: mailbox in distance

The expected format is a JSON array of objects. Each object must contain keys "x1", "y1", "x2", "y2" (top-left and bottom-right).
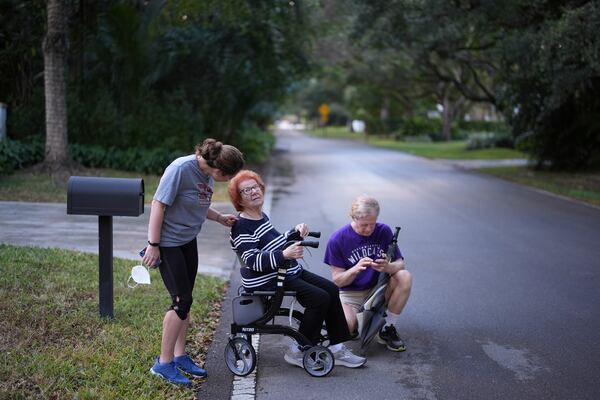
[{"x1": 67, "y1": 176, "x2": 144, "y2": 217}]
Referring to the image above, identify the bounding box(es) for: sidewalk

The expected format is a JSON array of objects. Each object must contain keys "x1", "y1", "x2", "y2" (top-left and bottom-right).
[
  {"x1": 0, "y1": 201, "x2": 237, "y2": 278},
  {"x1": 440, "y1": 158, "x2": 531, "y2": 169}
]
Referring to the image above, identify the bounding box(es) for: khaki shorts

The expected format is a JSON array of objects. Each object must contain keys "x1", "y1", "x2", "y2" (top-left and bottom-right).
[{"x1": 339, "y1": 286, "x2": 378, "y2": 312}]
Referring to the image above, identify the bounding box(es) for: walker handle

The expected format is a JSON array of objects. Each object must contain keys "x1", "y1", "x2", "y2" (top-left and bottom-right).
[
  {"x1": 299, "y1": 240, "x2": 319, "y2": 248},
  {"x1": 288, "y1": 229, "x2": 321, "y2": 241}
]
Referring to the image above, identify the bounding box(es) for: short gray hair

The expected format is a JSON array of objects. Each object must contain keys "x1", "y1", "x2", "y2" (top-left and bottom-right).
[{"x1": 350, "y1": 195, "x2": 380, "y2": 219}]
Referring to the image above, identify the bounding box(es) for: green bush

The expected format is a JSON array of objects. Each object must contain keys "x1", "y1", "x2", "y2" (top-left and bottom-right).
[
  {"x1": 0, "y1": 137, "x2": 44, "y2": 174},
  {"x1": 0, "y1": 137, "x2": 184, "y2": 175},
  {"x1": 466, "y1": 132, "x2": 514, "y2": 150},
  {"x1": 69, "y1": 144, "x2": 184, "y2": 175},
  {"x1": 514, "y1": 131, "x2": 535, "y2": 154},
  {"x1": 68, "y1": 88, "x2": 205, "y2": 152},
  {"x1": 391, "y1": 116, "x2": 451, "y2": 141},
  {"x1": 1, "y1": 130, "x2": 275, "y2": 176},
  {"x1": 458, "y1": 120, "x2": 510, "y2": 133},
  {"x1": 234, "y1": 125, "x2": 276, "y2": 164},
  {"x1": 326, "y1": 103, "x2": 350, "y2": 126}
]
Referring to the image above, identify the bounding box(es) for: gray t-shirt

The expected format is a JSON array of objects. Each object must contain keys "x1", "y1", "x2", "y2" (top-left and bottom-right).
[{"x1": 154, "y1": 154, "x2": 214, "y2": 247}]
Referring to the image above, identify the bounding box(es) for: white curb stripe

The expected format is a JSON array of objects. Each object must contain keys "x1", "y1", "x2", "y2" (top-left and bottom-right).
[
  {"x1": 230, "y1": 167, "x2": 273, "y2": 400},
  {"x1": 231, "y1": 334, "x2": 260, "y2": 400}
]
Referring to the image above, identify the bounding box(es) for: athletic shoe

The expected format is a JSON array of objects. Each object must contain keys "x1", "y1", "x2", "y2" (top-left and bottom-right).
[
  {"x1": 174, "y1": 354, "x2": 208, "y2": 377},
  {"x1": 283, "y1": 349, "x2": 304, "y2": 368},
  {"x1": 376, "y1": 325, "x2": 406, "y2": 352},
  {"x1": 331, "y1": 345, "x2": 366, "y2": 368},
  {"x1": 150, "y1": 357, "x2": 192, "y2": 386}
]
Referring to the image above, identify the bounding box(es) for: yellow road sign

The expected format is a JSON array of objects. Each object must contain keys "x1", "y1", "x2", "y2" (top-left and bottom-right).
[{"x1": 318, "y1": 103, "x2": 330, "y2": 123}]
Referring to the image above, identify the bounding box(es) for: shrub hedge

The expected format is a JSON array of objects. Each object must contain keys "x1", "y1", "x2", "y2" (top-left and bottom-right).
[
  {"x1": 0, "y1": 128, "x2": 275, "y2": 175},
  {"x1": 0, "y1": 136, "x2": 44, "y2": 174},
  {"x1": 0, "y1": 136, "x2": 181, "y2": 175},
  {"x1": 466, "y1": 132, "x2": 514, "y2": 150}
]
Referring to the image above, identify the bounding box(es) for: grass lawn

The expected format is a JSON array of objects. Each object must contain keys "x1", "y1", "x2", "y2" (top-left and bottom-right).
[
  {"x1": 368, "y1": 138, "x2": 526, "y2": 160},
  {"x1": 305, "y1": 126, "x2": 367, "y2": 141},
  {"x1": 304, "y1": 126, "x2": 526, "y2": 159},
  {"x1": 0, "y1": 244, "x2": 227, "y2": 399},
  {"x1": 479, "y1": 167, "x2": 600, "y2": 206},
  {"x1": 0, "y1": 167, "x2": 230, "y2": 203}
]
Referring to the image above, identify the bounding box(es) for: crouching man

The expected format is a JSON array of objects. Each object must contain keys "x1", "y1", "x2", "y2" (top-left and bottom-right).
[{"x1": 324, "y1": 195, "x2": 412, "y2": 351}]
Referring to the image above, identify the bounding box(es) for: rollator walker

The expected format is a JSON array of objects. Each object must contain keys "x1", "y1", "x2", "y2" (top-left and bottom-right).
[
  {"x1": 356, "y1": 226, "x2": 402, "y2": 348},
  {"x1": 224, "y1": 230, "x2": 335, "y2": 377}
]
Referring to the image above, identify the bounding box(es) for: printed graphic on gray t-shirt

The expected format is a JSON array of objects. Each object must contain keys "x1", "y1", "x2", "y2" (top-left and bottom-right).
[{"x1": 154, "y1": 154, "x2": 214, "y2": 246}]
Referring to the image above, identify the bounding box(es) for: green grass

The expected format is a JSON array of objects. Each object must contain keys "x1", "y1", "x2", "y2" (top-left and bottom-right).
[
  {"x1": 304, "y1": 126, "x2": 367, "y2": 141},
  {"x1": 0, "y1": 167, "x2": 230, "y2": 203},
  {"x1": 304, "y1": 126, "x2": 526, "y2": 160},
  {"x1": 368, "y1": 138, "x2": 526, "y2": 160},
  {"x1": 0, "y1": 245, "x2": 227, "y2": 399},
  {"x1": 478, "y1": 167, "x2": 600, "y2": 206}
]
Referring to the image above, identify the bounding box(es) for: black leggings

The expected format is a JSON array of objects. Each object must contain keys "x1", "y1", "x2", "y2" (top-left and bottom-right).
[
  {"x1": 158, "y1": 238, "x2": 198, "y2": 320},
  {"x1": 284, "y1": 269, "x2": 352, "y2": 346}
]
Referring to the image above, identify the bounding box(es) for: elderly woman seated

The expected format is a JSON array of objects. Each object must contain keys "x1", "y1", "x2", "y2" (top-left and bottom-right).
[{"x1": 228, "y1": 170, "x2": 366, "y2": 368}]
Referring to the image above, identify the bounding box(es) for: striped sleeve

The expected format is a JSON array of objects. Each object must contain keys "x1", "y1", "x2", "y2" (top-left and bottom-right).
[{"x1": 231, "y1": 220, "x2": 286, "y2": 272}]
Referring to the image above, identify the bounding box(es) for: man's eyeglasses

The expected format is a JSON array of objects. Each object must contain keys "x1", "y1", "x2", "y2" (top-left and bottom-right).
[{"x1": 239, "y1": 185, "x2": 261, "y2": 195}]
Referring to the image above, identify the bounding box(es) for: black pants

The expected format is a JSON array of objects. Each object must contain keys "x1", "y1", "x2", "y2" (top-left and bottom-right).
[
  {"x1": 158, "y1": 238, "x2": 198, "y2": 319},
  {"x1": 284, "y1": 269, "x2": 352, "y2": 345}
]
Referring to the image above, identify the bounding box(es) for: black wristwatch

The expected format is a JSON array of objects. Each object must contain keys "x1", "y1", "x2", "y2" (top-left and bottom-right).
[{"x1": 148, "y1": 240, "x2": 160, "y2": 247}]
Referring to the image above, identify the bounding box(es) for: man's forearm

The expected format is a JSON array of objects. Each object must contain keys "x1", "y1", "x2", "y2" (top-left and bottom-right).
[{"x1": 332, "y1": 267, "x2": 359, "y2": 288}]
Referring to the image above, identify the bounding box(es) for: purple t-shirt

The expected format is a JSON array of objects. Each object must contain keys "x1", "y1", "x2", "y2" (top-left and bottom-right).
[{"x1": 324, "y1": 223, "x2": 402, "y2": 291}]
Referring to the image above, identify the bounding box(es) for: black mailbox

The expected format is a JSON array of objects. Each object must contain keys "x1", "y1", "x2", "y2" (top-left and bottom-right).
[
  {"x1": 67, "y1": 176, "x2": 144, "y2": 216},
  {"x1": 66, "y1": 176, "x2": 145, "y2": 318}
]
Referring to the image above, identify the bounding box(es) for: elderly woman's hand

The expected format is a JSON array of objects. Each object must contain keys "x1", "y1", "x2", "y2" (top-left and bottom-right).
[
  {"x1": 283, "y1": 242, "x2": 304, "y2": 259},
  {"x1": 295, "y1": 223, "x2": 309, "y2": 238}
]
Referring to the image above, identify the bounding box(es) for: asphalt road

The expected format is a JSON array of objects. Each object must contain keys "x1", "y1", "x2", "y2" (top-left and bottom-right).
[{"x1": 253, "y1": 130, "x2": 600, "y2": 400}]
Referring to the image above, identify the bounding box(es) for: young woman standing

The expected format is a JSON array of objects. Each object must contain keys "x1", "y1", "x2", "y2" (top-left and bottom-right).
[{"x1": 142, "y1": 138, "x2": 244, "y2": 386}]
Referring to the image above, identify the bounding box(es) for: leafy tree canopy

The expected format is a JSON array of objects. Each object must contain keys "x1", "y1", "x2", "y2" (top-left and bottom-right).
[{"x1": 1, "y1": 0, "x2": 317, "y2": 162}]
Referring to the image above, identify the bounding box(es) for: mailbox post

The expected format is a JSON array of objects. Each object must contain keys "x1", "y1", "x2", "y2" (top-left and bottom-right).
[{"x1": 67, "y1": 176, "x2": 144, "y2": 318}]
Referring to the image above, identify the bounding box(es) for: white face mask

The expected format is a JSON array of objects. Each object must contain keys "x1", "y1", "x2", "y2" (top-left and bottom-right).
[{"x1": 127, "y1": 265, "x2": 151, "y2": 288}]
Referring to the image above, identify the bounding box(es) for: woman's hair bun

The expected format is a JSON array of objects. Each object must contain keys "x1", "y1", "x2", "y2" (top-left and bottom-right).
[
  {"x1": 199, "y1": 138, "x2": 223, "y2": 164},
  {"x1": 195, "y1": 138, "x2": 244, "y2": 176}
]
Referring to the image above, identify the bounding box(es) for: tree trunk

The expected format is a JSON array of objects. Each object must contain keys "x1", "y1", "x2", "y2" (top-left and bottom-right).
[
  {"x1": 441, "y1": 94, "x2": 452, "y2": 141},
  {"x1": 43, "y1": 0, "x2": 69, "y2": 169},
  {"x1": 380, "y1": 95, "x2": 390, "y2": 134}
]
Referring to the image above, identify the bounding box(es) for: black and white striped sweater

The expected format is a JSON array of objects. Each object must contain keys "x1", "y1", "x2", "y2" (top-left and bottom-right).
[{"x1": 230, "y1": 213, "x2": 301, "y2": 290}]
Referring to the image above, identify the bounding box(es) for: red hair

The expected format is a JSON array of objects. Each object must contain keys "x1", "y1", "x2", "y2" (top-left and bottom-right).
[{"x1": 228, "y1": 170, "x2": 266, "y2": 211}]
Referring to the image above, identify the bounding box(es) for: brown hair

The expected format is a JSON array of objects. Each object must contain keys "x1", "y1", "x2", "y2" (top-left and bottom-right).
[
  {"x1": 195, "y1": 138, "x2": 245, "y2": 176},
  {"x1": 228, "y1": 170, "x2": 266, "y2": 211}
]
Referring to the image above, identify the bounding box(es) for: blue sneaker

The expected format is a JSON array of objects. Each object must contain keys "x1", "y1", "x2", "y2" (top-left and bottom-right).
[
  {"x1": 174, "y1": 354, "x2": 208, "y2": 377},
  {"x1": 150, "y1": 357, "x2": 192, "y2": 386}
]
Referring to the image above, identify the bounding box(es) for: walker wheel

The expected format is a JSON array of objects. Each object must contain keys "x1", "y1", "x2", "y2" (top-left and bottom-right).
[
  {"x1": 302, "y1": 345, "x2": 334, "y2": 377},
  {"x1": 225, "y1": 337, "x2": 256, "y2": 376}
]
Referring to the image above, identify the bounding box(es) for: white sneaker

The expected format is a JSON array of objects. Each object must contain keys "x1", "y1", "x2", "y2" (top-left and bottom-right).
[
  {"x1": 283, "y1": 350, "x2": 303, "y2": 368},
  {"x1": 331, "y1": 345, "x2": 366, "y2": 368}
]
